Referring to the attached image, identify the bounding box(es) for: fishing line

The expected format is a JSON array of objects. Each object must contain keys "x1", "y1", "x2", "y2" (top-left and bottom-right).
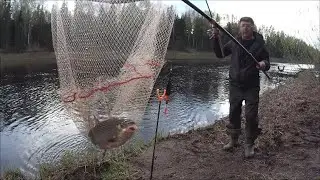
[{"x1": 205, "y1": 0, "x2": 213, "y2": 17}]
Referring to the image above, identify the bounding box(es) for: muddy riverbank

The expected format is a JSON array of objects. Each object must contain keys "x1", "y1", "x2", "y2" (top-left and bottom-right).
[{"x1": 129, "y1": 70, "x2": 320, "y2": 180}]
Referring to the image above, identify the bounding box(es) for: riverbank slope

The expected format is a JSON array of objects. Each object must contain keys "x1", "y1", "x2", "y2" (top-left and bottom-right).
[{"x1": 128, "y1": 70, "x2": 320, "y2": 180}]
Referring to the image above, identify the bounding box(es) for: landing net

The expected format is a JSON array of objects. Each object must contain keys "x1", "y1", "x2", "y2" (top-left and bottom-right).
[{"x1": 51, "y1": 0, "x2": 175, "y2": 133}]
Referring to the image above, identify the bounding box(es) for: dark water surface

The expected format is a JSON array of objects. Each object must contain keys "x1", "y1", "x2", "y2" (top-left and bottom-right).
[{"x1": 0, "y1": 62, "x2": 315, "y2": 178}]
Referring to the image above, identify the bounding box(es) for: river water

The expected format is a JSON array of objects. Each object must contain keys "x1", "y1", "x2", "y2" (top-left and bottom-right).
[{"x1": 0, "y1": 61, "x2": 315, "y2": 178}]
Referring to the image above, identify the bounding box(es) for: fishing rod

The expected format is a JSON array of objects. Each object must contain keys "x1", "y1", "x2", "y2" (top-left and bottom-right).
[{"x1": 181, "y1": 0, "x2": 271, "y2": 80}]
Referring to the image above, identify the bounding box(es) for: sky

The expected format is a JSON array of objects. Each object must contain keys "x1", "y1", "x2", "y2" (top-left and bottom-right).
[
  {"x1": 46, "y1": 0, "x2": 320, "y2": 48},
  {"x1": 163, "y1": 0, "x2": 320, "y2": 48}
]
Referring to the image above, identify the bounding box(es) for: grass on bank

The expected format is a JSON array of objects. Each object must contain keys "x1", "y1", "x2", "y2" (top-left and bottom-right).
[
  {"x1": 1, "y1": 132, "x2": 168, "y2": 180},
  {"x1": 1, "y1": 52, "x2": 57, "y2": 69},
  {"x1": 1, "y1": 169, "x2": 25, "y2": 180}
]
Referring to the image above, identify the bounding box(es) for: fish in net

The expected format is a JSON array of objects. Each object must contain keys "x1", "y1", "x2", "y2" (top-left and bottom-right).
[{"x1": 50, "y1": 0, "x2": 175, "y2": 149}]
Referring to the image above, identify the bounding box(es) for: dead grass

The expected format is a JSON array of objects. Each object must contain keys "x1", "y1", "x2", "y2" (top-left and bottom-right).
[
  {"x1": 1, "y1": 52, "x2": 57, "y2": 75},
  {"x1": 36, "y1": 138, "x2": 149, "y2": 180},
  {"x1": 256, "y1": 70, "x2": 320, "y2": 151},
  {"x1": 1, "y1": 50, "x2": 225, "y2": 72},
  {"x1": 1, "y1": 52, "x2": 56, "y2": 68},
  {"x1": 1, "y1": 137, "x2": 151, "y2": 180},
  {"x1": 1, "y1": 169, "x2": 25, "y2": 180},
  {"x1": 1, "y1": 51, "x2": 311, "y2": 72}
]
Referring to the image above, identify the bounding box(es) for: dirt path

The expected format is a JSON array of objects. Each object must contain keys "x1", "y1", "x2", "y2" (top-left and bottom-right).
[{"x1": 128, "y1": 70, "x2": 320, "y2": 180}]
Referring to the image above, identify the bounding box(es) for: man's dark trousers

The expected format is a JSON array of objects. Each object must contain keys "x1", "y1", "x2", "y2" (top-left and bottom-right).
[{"x1": 228, "y1": 83, "x2": 261, "y2": 144}]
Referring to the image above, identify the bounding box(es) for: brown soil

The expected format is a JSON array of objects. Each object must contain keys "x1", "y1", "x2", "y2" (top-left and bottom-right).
[{"x1": 129, "y1": 70, "x2": 320, "y2": 180}]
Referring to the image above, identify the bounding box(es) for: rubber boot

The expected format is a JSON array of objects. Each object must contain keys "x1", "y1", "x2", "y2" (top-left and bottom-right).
[
  {"x1": 244, "y1": 143, "x2": 254, "y2": 158},
  {"x1": 222, "y1": 128, "x2": 241, "y2": 151},
  {"x1": 244, "y1": 128, "x2": 261, "y2": 158}
]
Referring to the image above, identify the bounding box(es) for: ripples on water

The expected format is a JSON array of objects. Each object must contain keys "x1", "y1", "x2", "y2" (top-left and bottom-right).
[
  {"x1": 0, "y1": 62, "x2": 315, "y2": 178},
  {"x1": 1, "y1": 73, "x2": 93, "y2": 178}
]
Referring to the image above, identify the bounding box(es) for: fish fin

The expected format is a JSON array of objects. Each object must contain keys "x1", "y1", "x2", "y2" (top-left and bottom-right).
[
  {"x1": 88, "y1": 130, "x2": 97, "y2": 145},
  {"x1": 108, "y1": 138, "x2": 117, "y2": 143},
  {"x1": 107, "y1": 134, "x2": 120, "y2": 144},
  {"x1": 93, "y1": 115, "x2": 100, "y2": 126}
]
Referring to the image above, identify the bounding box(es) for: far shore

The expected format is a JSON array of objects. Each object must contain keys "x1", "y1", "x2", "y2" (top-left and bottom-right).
[{"x1": 1, "y1": 51, "x2": 315, "y2": 75}]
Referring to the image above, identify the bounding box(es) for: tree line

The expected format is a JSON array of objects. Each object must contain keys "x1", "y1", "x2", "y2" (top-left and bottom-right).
[
  {"x1": 169, "y1": 10, "x2": 320, "y2": 63},
  {"x1": 0, "y1": 0, "x2": 53, "y2": 52},
  {"x1": 1, "y1": 0, "x2": 319, "y2": 63}
]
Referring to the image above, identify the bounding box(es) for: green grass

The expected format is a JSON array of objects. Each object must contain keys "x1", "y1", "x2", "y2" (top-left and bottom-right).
[
  {"x1": 1, "y1": 132, "x2": 168, "y2": 180},
  {"x1": 1, "y1": 169, "x2": 25, "y2": 180},
  {"x1": 37, "y1": 139, "x2": 148, "y2": 180}
]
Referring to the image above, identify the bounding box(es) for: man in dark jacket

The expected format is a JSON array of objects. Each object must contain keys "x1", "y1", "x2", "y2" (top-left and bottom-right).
[{"x1": 211, "y1": 17, "x2": 270, "y2": 158}]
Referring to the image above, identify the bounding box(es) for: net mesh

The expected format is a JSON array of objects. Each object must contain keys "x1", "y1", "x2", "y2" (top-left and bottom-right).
[{"x1": 51, "y1": 0, "x2": 175, "y2": 134}]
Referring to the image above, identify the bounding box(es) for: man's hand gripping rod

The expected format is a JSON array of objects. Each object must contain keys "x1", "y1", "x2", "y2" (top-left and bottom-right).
[{"x1": 181, "y1": 0, "x2": 271, "y2": 80}]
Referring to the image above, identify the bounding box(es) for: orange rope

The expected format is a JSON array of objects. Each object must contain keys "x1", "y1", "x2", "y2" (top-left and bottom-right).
[
  {"x1": 61, "y1": 60, "x2": 162, "y2": 103},
  {"x1": 62, "y1": 75, "x2": 153, "y2": 103}
]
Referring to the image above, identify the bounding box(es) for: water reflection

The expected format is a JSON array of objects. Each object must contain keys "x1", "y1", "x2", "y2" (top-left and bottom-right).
[{"x1": 0, "y1": 62, "x2": 316, "y2": 178}]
